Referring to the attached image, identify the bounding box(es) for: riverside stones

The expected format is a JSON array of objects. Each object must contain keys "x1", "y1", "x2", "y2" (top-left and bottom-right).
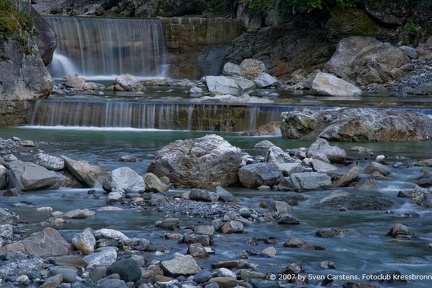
[
  {"x1": 33, "y1": 153, "x2": 64, "y2": 171},
  {"x1": 147, "y1": 134, "x2": 242, "y2": 189},
  {"x1": 22, "y1": 227, "x2": 72, "y2": 257},
  {"x1": 72, "y1": 228, "x2": 96, "y2": 255},
  {"x1": 160, "y1": 254, "x2": 201, "y2": 276},
  {"x1": 311, "y1": 72, "x2": 362, "y2": 97},
  {"x1": 278, "y1": 172, "x2": 333, "y2": 192},
  {"x1": 238, "y1": 163, "x2": 283, "y2": 189},
  {"x1": 107, "y1": 258, "x2": 142, "y2": 282},
  {"x1": 307, "y1": 138, "x2": 346, "y2": 163}
]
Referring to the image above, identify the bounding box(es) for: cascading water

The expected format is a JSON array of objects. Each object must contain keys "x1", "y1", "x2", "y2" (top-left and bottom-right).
[
  {"x1": 29, "y1": 99, "x2": 290, "y2": 132},
  {"x1": 45, "y1": 16, "x2": 168, "y2": 79}
]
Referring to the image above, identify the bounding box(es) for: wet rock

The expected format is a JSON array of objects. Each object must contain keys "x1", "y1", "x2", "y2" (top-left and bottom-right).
[
  {"x1": 72, "y1": 228, "x2": 96, "y2": 255},
  {"x1": 387, "y1": 223, "x2": 409, "y2": 238},
  {"x1": 277, "y1": 162, "x2": 305, "y2": 176},
  {"x1": 22, "y1": 227, "x2": 72, "y2": 257},
  {"x1": 102, "y1": 167, "x2": 145, "y2": 193},
  {"x1": 265, "y1": 200, "x2": 291, "y2": 215},
  {"x1": 254, "y1": 140, "x2": 276, "y2": 149},
  {"x1": 277, "y1": 214, "x2": 300, "y2": 225},
  {"x1": 238, "y1": 163, "x2": 283, "y2": 189},
  {"x1": 313, "y1": 190, "x2": 394, "y2": 210},
  {"x1": 278, "y1": 172, "x2": 333, "y2": 192},
  {"x1": 63, "y1": 75, "x2": 86, "y2": 90},
  {"x1": 311, "y1": 72, "x2": 362, "y2": 97},
  {"x1": 107, "y1": 258, "x2": 142, "y2": 282},
  {"x1": 0, "y1": 165, "x2": 6, "y2": 189},
  {"x1": 316, "y1": 227, "x2": 350, "y2": 238},
  {"x1": 149, "y1": 193, "x2": 168, "y2": 206},
  {"x1": 261, "y1": 246, "x2": 277, "y2": 257},
  {"x1": 283, "y1": 237, "x2": 325, "y2": 250},
  {"x1": 194, "y1": 269, "x2": 213, "y2": 283},
  {"x1": 147, "y1": 134, "x2": 242, "y2": 189},
  {"x1": 33, "y1": 153, "x2": 64, "y2": 171},
  {"x1": 6, "y1": 160, "x2": 60, "y2": 190},
  {"x1": 61, "y1": 155, "x2": 107, "y2": 187},
  {"x1": 144, "y1": 172, "x2": 169, "y2": 192},
  {"x1": 63, "y1": 208, "x2": 96, "y2": 219},
  {"x1": 160, "y1": 254, "x2": 202, "y2": 276},
  {"x1": 209, "y1": 277, "x2": 252, "y2": 288}
]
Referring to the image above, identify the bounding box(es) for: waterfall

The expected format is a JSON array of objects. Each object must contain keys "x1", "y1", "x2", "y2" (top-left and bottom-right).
[
  {"x1": 29, "y1": 100, "x2": 289, "y2": 131},
  {"x1": 45, "y1": 16, "x2": 168, "y2": 79}
]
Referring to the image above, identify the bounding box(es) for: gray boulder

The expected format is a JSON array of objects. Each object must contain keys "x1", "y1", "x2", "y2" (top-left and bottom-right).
[
  {"x1": 323, "y1": 36, "x2": 382, "y2": 80},
  {"x1": 33, "y1": 153, "x2": 64, "y2": 171},
  {"x1": 311, "y1": 72, "x2": 362, "y2": 97},
  {"x1": 412, "y1": 187, "x2": 432, "y2": 208},
  {"x1": 313, "y1": 190, "x2": 394, "y2": 210},
  {"x1": 108, "y1": 259, "x2": 142, "y2": 283},
  {"x1": 280, "y1": 107, "x2": 432, "y2": 142},
  {"x1": 147, "y1": 134, "x2": 242, "y2": 189},
  {"x1": 63, "y1": 75, "x2": 86, "y2": 90},
  {"x1": 238, "y1": 163, "x2": 283, "y2": 189},
  {"x1": 61, "y1": 155, "x2": 107, "y2": 188},
  {"x1": 160, "y1": 254, "x2": 202, "y2": 276},
  {"x1": 307, "y1": 138, "x2": 346, "y2": 163},
  {"x1": 278, "y1": 172, "x2": 333, "y2": 192},
  {"x1": 22, "y1": 227, "x2": 72, "y2": 257},
  {"x1": 103, "y1": 167, "x2": 145, "y2": 193},
  {"x1": 189, "y1": 188, "x2": 219, "y2": 202},
  {"x1": 71, "y1": 228, "x2": 96, "y2": 255},
  {"x1": 0, "y1": 165, "x2": 6, "y2": 189},
  {"x1": 144, "y1": 172, "x2": 169, "y2": 192},
  {"x1": 115, "y1": 74, "x2": 145, "y2": 92},
  {"x1": 7, "y1": 161, "x2": 59, "y2": 191},
  {"x1": 204, "y1": 76, "x2": 240, "y2": 95},
  {"x1": 265, "y1": 146, "x2": 295, "y2": 164},
  {"x1": 350, "y1": 42, "x2": 412, "y2": 86},
  {"x1": 253, "y1": 72, "x2": 278, "y2": 88},
  {"x1": 223, "y1": 62, "x2": 243, "y2": 77},
  {"x1": 84, "y1": 247, "x2": 117, "y2": 269}
]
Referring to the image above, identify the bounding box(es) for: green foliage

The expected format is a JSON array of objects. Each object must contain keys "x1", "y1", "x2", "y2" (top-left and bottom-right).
[{"x1": 0, "y1": 0, "x2": 32, "y2": 40}]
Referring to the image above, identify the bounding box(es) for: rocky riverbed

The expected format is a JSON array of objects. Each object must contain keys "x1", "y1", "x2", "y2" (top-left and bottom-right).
[{"x1": 1, "y1": 132, "x2": 432, "y2": 287}]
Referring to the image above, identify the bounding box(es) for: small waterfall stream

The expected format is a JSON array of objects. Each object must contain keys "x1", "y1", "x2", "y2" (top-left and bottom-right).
[{"x1": 45, "y1": 16, "x2": 168, "y2": 79}]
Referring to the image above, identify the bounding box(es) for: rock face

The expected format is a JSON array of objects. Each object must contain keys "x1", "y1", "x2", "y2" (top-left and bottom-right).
[
  {"x1": 280, "y1": 107, "x2": 432, "y2": 142},
  {"x1": 147, "y1": 134, "x2": 242, "y2": 189}
]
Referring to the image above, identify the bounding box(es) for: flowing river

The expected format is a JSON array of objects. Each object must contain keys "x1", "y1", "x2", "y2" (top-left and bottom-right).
[{"x1": 2, "y1": 93, "x2": 432, "y2": 287}]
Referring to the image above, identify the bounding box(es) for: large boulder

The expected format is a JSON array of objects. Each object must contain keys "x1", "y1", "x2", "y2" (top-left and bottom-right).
[
  {"x1": 324, "y1": 36, "x2": 382, "y2": 81},
  {"x1": 114, "y1": 74, "x2": 145, "y2": 92},
  {"x1": 350, "y1": 42, "x2": 412, "y2": 86},
  {"x1": 238, "y1": 163, "x2": 284, "y2": 189},
  {"x1": 278, "y1": 172, "x2": 333, "y2": 192},
  {"x1": 102, "y1": 167, "x2": 146, "y2": 193},
  {"x1": 281, "y1": 107, "x2": 432, "y2": 142},
  {"x1": 307, "y1": 138, "x2": 346, "y2": 163},
  {"x1": 147, "y1": 134, "x2": 242, "y2": 189},
  {"x1": 61, "y1": 155, "x2": 107, "y2": 187},
  {"x1": 6, "y1": 161, "x2": 59, "y2": 191},
  {"x1": 311, "y1": 72, "x2": 362, "y2": 97},
  {"x1": 22, "y1": 227, "x2": 72, "y2": 257}
]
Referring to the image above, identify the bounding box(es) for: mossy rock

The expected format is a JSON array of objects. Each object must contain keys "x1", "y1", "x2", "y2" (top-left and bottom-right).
[{"x1": 326, "y1": 8, "x2": 382, "y2": 42}]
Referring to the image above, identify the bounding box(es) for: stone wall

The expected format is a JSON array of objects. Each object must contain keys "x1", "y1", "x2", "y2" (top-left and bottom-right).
[
  {"x1": 160, "y1": 17, "x2": 243, "y2": 79},
  {"x1": 0, "y1": 100, "x2": 32, "y2": 127}
]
